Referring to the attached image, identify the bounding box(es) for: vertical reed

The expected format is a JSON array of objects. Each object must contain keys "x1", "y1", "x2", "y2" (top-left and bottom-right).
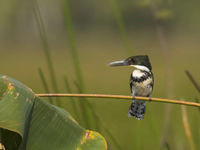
[
  {"x1": 64, "y1": 76, "x2": 80, "y2": 121},
  {"x1": 108, "y1": 0, "x2": 133, "y2": 54},
  {"x1": 181, "y1": 106, "x2": 196, "y2": 150},
  {"x1": 62, "y1": 0, "x2": 95, "y2": 128},
  {"x1": 32, "y1": 0, "x2": 61, "y2": 106},
  {"x1": 149, "y1": 0, "x2": 174, "y2": 146},
  {"x1": 38, "y1": 68, "x2": 54, "y2": 104}
]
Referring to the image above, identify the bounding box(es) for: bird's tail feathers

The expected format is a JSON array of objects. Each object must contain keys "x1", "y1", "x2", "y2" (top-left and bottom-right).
[{"x1": 128, "y1": 100, "x2": 146, "y2": 120}]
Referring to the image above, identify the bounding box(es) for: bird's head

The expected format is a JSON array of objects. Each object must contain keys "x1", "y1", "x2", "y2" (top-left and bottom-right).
[{"x1": 108, "y1": 55, "x2": 152, "y2": 71}]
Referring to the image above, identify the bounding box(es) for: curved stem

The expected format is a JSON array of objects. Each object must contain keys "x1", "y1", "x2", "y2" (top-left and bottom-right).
[{"x1": 35, "y1": 93, "x2": 200, "y2": 107}]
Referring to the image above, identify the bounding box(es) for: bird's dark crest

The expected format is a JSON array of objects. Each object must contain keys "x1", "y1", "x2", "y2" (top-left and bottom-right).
[{"x1": 125, "y1": 55, "x2": 152, "y2": 70}]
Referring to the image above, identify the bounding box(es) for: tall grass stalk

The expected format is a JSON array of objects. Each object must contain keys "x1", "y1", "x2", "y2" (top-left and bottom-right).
[
  {"x1": 38, "y1": 68, "x2": 54, "y2": 104},
  {"x1": 185, "y1": 70, "x2": 200, "y2": 94},
  {"x1": 109, "y1": 0, "x2": 133, "y2": 54},
  {"x1": 181, "y1": 106, "x2": 196, "y2": 150},
  {"x1": 32, "y1": 0, "x2": 61, "y2": 106},
  {"x1": 70, "y1": 81, "x2": 122, "y2": 149},
  {"x1": 62, "y1": 0, "x2": 84, "y2": 90},
  {"x1": 185, "y1": 70, "x2": 200, "y2": 110},
  {"x1": 185, "y1": 70, "x2": 200, "y2": 149},
  {"x1": 62, "y1": 0, "x2": 94, "y2": 128},
  {"x1": 87, "y1": 103, "x2": 123, "y2": 150},
  {"x1": 147, "y1": 111, "x2": 160, "y2": 148},
  {"x1": 64, "y1": 76, "x2": 80, "y2": 121},
  {"x1": 73, "y1": 80, "x2": 97, "y2": 129},
  {"x1": 149, "y1": 0, "x2": 174, "y2": 146}
]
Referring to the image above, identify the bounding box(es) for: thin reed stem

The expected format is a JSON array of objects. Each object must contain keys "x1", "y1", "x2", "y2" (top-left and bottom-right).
[
  {"x1": 185, "y1": 70, "x2": 200, "y2": 111},
  {"x1": 38, "y1": 68, "x2": 54, "y2": 104},
  {"x1": 109, "y1": 0, "x2": 133, "y2": 54},
  {"x1": 64, "y1": 76, "x2": 80, "y2": 121},
  {"x1": 150, "y1": 0, "x2": 174, "y2": 145},
  {"x1": 185, "y1": 70, "x2": 200, "y2": 93},
  {"x1": 63, "y1": 0, "x2": 85, "y2": 91},
  {"x1": 32, "y1": 0, "x2": 61, "y2": 106},
  {"x1": 181, "y1": 106, "x2": 196, "y2": 150},
  {"x1": 74, "y1": 82, "x2": 122, "y2": 149},
  {"x1": 86, "y1": 101, "x2": 122, "y2": 150},
  {"x1": 35, "y1": 93, "x2": 200, "y2": 107},
  {"x1": 63, "y1": 0, "x2": 94, "y2": 128}
]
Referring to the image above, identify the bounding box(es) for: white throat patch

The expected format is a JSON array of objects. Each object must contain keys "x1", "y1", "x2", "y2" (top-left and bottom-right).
[
  {"x1": 131, "y1": 65, "x2": 150, "y2": 72},
  {"x1": 132, "y1": 70, "x2": 144, "y2": 78}
]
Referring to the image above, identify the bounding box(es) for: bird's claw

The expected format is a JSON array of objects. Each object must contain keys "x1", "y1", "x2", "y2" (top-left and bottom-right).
[{"x1": 148, "y1": 96, "x2": 152, "y2": 102}]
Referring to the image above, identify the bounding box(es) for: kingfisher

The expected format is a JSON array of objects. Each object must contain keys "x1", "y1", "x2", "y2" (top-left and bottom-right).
[{"x1": 109, "y1": 55, "x2": 154, "y2": 120}]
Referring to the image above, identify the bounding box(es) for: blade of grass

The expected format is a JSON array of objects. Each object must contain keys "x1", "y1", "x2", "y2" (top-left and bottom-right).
[
  {"x1": 73, "y1": 80, "x2": 96, "y2": 129},
  {"x1": 32, "y1": 0, "x2": 61, "y2": 106},
  {"x1": 74, "y1": 82, "x2": 122, "y2": 150},
  {"x1": 108, "y1": 0, "x2": 133, "y2": 54},
  {"x1": 185, "y1": 70, "x2": 200, "y2": 93},
  {"x1": 185, "y1": 70, "x2": 200, "y2": 149},
  {"x1": 87, "y1": 103, "x2": 123, "y2": 150},
  {"x1": 146, "y1": 111, "x2": 160, "y2": 148},
  {"x1": 62, "y1": 0, "x2": 84, "y2": 91},
  {"x1": 73, "y1": 81, "x2": 122, "y2": 150},
  {"x1": 62, "y1": 0, "x2": 94, "y2": 128},
  {"x1": 185, "y1": 70, "x2": 200, "y2": 111},
  {"x1": 38, "y1": 68, "x2": 54, "y2": 104},
  {"x1": 181, "y1": 106, "x2": 196, "y2": 150},
  {"x1": 163, "y1": 141, "x2": 171, "y2": 150},
  {"x1": 149, "y1": 0, "x2": 174, "y2": 146},
  {"x1": 64, "y1": 76, "x2": 80, "y2": 121}
]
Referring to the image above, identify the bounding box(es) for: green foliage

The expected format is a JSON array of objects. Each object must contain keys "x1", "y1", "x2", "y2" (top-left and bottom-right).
[
  {"x1": 0, "y1": 75, "x2": 107, "y2": 150},
  {"x1": 155, "y1": 9, "x2": 173, "y2": 22},
  {"x1": 62, "y1": 0, "x2": 97, "y2": 129},
  {"x1": 33, "y1": 0, "x2": 61, "y2": 106}
]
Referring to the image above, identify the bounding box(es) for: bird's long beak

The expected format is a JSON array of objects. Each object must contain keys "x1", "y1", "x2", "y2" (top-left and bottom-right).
[{"x1": 108, "y1": 60, "x2": 129, "y2": 67}]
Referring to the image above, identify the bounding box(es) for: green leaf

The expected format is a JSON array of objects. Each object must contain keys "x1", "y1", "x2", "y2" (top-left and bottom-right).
[{"x1": 0, "y1": 75, "x2": 107, "y2": 150}]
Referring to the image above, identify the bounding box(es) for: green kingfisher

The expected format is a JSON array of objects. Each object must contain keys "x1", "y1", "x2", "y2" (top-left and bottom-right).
[{"x1": 109, "y1": 55, "x2": 154, "y2": 120}]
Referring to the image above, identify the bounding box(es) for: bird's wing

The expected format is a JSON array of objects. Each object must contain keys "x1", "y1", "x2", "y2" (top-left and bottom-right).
[{"x1": 129, "y1": 74, "x2": 134, "y2": 94}]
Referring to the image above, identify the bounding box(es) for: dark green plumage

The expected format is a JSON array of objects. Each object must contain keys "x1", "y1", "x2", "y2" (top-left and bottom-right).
[{"x1": 125, "y1": 55, "x2": 152, "y2": 70}]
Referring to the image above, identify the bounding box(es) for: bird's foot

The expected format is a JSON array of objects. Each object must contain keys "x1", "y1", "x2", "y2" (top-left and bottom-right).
[
  {"x1": 132, "y1": 96, "x2": 135, "y2": 102},
  {"x1": 148, "y1": 96, "x2": 152, "y2": 102}
]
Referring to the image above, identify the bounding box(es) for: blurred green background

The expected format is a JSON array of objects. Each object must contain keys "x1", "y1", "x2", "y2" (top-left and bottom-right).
[{"x1": 0, "y1": 0, "x2": 200, "y2": 149}]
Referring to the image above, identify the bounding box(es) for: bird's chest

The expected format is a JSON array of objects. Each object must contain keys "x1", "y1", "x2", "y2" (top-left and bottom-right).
[
  {"x1": 133, "y1": 79, "x2": 152, "y2": 95},
  {"x1": 131, "y1": 70, "x2": 153, "y2": 96}
]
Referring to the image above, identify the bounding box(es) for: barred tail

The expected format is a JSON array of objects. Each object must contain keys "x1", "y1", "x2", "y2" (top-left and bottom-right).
[{"x1": 128, "y1": 100, "x2": 146, "y2": 120}]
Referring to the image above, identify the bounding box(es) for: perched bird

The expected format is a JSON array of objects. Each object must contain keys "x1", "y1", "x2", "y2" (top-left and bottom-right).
[{"x1": 109, "y1": 55, "x2": 154, "y2": 120}]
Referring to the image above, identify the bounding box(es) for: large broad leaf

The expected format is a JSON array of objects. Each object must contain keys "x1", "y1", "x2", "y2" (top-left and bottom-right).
[{"x1": 0, "y1": 75, "x2": 107, "y2": 150}]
